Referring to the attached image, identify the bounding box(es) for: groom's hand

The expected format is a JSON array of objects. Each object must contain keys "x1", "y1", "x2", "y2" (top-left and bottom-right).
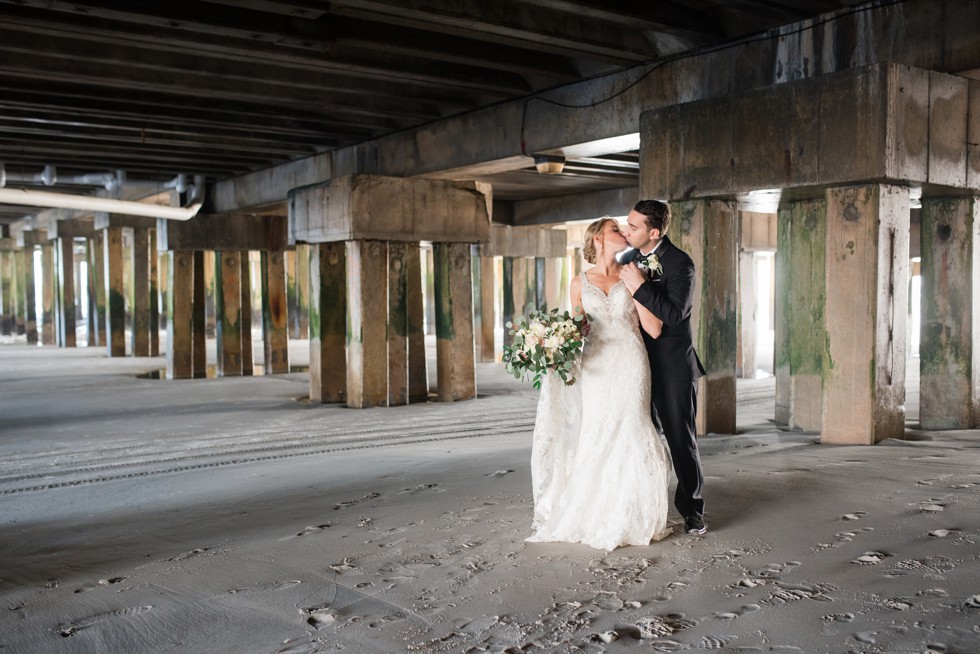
[{"x1": 619, "y1": 263, "x2": 646, "y2": 294}]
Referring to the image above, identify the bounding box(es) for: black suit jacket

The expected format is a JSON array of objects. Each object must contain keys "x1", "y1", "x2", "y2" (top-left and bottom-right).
[{"x1": 631, "y1": 235, "x2": 706, "y2": 382}]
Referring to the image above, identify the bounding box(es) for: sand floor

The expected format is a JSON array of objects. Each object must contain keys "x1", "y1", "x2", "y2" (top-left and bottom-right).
[{"x1": 0, "y1": 342, "x2": 978, "y2": 653}]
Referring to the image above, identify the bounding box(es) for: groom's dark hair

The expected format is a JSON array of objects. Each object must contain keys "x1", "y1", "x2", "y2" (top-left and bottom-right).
[{"x1": 633, "y1": 200, "x2": 671, "y2": 235}]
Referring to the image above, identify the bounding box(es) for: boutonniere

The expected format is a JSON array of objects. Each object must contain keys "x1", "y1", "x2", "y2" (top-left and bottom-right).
[{"x1": 639, "y1": 253, "x2": 664, "y2": 276}]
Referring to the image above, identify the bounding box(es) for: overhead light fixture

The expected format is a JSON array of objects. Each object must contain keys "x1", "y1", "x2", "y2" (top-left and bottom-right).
[
  {"x1": 533, "y1": 154, "x2": 565, "y2": 175},
  {"x1": 0, "y1": 187, "x2": 203, "y2": 221}
]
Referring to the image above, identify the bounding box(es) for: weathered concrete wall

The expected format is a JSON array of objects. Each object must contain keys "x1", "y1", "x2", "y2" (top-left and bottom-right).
[
  {"x1": 289, "y1": 175, "x2": 491, "y2": 244},
  {"x1": 642, "y1": 65, "x2": 977, "y2": 200},
  {"x1": 505, "y1": 187, "x2": 639, "y2": 227}
]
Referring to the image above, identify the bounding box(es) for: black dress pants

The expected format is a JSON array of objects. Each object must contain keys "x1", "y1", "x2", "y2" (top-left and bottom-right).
[{"x1": 651, "y1": 380, "x2": 705, "y2": 519}]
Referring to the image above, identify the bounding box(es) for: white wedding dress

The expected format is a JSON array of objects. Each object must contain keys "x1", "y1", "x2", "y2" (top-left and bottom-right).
[{"x1": 527, "y1": 273, "x2": 672, "y2": 551}]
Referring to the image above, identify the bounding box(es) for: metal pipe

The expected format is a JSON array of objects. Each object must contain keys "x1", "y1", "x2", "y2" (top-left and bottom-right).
[{"x1": 0, "y1": 187, "x2": 203, "y2": 221}]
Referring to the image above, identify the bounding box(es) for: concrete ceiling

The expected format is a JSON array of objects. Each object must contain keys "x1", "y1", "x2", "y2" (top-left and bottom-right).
[{"x1": 0, "y1": 0, "x2": 870, "y2": 225}]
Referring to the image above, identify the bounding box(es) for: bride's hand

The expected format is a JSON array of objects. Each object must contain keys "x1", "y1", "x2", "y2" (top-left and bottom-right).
[{"x1": 619, "y1": 263, "x2": 646, "y2": 294}]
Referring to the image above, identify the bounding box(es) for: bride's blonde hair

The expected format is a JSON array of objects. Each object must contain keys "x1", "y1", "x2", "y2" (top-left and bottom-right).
[{"x1": 582, "y1": 217, "x2": 616, "y2": 264}]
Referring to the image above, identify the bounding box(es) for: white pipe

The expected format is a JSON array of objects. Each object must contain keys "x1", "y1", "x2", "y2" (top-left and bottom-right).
[{"x1": 0, "y1": 187, "x2": 203, "y2": 221}]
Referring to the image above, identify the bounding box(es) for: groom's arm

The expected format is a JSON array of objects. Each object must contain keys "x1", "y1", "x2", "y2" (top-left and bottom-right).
[{"x1": 627, "y1": 261, "x2": 696, "y2": 327}]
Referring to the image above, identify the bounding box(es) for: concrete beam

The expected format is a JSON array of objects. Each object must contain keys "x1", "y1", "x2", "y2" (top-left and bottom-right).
[
  {"x1": 481, "y1": 225, "x2": 566, "y2": 258},
  {"x1": 289, "y1": 175, "x2": 491, "y2": 244},
  {"x1": 157, "y1": 215, "x2": 287, "y2": 252},
  {"x1": 213, "y1": 0, "x2": 980, "y2": 213},
  {"x1": 643, "y1": 65, "x2": 977, "y2": 200},
  {"x1": 505, "y1": 187, "x2": 639, "y2": 226}
]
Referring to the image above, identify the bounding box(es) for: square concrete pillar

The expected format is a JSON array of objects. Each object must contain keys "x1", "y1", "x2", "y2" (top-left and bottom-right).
[
  {"x1": 40, "y1": 242, "x2": 55, "y2": 345},
  {"x1": 0, "y1": 250, "x2": 11, "y2": 336},
  {"x1": 388, "y1": 242, "x2": 416, "y2": 405},
  {"x1": 204, "y1": 250, "x2": 217, "y2": 339},
  {"x1": 501, "y1": 256, "x2": 515, "y2": 348},
  {"x1": 10, "y1": 249, "x2": 25, "y2": 336},
  {"x1": 149, "y1": 230, "x2": 160, "y2": 357},
  {"x1": 20, "y1": 247, "x2": 38, "y2": 344},
  {"x1": 475, "y1": 255, "x2": 496, "y2": 362},
  {"x1": 297, "y1": 243, "x2": 310, "y2": 339},
  {"x1": 433, "y1": 242, "x2": 477, "y2": 402},
  {"x1": 260, "y1": 250, "x2": 289, "y2": 374},
  {"x1": 240, "y1": 252, "x2": 253, "y2": 376},
  {"x1": 347, "y1": 240, "x2": 389, "y2": 408},
  {"x1": 406, "y1": 244, "x2": 428, "y2": 403},
  {"x1": 823, "y1": 185, "x2": 909, "y2": 444},
  {"x1": 919, "y1": 196, "x2": 979, "y2": 429},
  {"x1": 775, "y1": 199, "x2": 827, "y2": 431},
  {"x1": 166, "y1": 251, "x2": 194, "y2": 380},
  {"x1": 215, "y1": 251, "x2": 243, "y2": 377},
  {"x1": 738, "y1": 249, "x2": 757, "y2": 379},
  {"x1": 103, "y1": 227, "x2": 126, "y2": 357},
  {"x1": 56, "y1": 237, "x2": 76, "y2": 348},
  {"x1": 86, "y1": 234, "x2": 105, "y2": 348},
  {"x1": 675, "y1": 199, "x2": 738, "y2": 435},
  {"x1": 132, "y1": 227, "x2": 151, "y2": 357},
  {"x1": 192, "y1": 252, "x2": 207, "y2": 378},
  {"x1": 309, "y1": 242, "x2": 347, "y2": 403},
  {"x1": 286, "y1": 249, "x2": 299, "y2": 338}
]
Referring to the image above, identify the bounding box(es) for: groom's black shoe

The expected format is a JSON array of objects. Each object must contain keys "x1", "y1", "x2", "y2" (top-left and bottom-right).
[{"x1": 684, "y1": 516, "x2": 707, "y2": 535}]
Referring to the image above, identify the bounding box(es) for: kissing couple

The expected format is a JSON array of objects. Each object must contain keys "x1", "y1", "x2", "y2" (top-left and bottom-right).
[{"x1": 527, "y1": 200, "x2": 708, "y2": 551}]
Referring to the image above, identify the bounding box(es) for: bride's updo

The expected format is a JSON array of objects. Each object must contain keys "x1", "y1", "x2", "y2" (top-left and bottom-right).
[{"x1": 582, "y1": 217, "x2": 616, "y2": 264}]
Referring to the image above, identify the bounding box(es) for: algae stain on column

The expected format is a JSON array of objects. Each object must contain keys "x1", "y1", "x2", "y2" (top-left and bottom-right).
[{"x1": 433, "y1": 245, "x2": 455, "y2": 340}]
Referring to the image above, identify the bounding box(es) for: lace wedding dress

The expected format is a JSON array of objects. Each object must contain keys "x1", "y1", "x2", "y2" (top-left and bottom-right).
[{"x1": 528, "y1": 273, "x2": 672, "y2": 551}]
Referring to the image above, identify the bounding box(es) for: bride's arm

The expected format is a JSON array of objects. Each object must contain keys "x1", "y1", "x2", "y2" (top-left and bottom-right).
[
  {"x1": 633, "y1": 300, "x2": 663, "y2": 339},
  {"x1": 569, "y1": 275, "x2": 584, "y2": 317}
]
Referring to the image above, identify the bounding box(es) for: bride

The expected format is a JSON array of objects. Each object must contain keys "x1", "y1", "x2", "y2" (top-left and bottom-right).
[{"x1": 527, "y1": 217, "x2": 673, "y2": 551}]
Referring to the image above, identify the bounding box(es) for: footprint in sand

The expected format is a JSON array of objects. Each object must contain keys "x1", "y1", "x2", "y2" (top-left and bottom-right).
[
  {"x1": 762, "y1": 582, "x2": 834, "y2": 606},
  {"x1": 919, "y1": 502, "x2": 946, "y2": 513},
  {"x1": 59, "y1": 605, "x2": 153, "y2": 637},
  {"x1": 399, "y1": 483, "x2": 441, "y2": 495},
  {"x1": 634, "y1": 614, "x2": 696, "y2": 639},
  {"x1": 701, "y1": 634, "x2": 736, "y2": 649},
  {"x1": 841, "y1": 511, "x2": 867, "y2": 521},
  {"x1": 296, "y1": 523, "x2": 331, "y2": 536},
  {"x1": 329, "y1": 557, "x2": 361, "y2": 574},
  {"x1": 485, "y1": 469, "x2": 515, "y2": 477},
  {"x1": 852, "y1": 551, "x2": 890, "y2": 565},
  {"x1": 334, "y1": 492, "x2": 381, "y2": 510},
  {"x1": 822, "y1": 612, "x2": 855, "y2": 623},
  {"x1": 226, "y1": 579, "x2": 302, "y2": 595},
  {"x1": 964, "y1": 594, "x2": 980, "y2": 608},
  {"x1": 882, "y1": 597, "x2": 913, "y2": 610}
]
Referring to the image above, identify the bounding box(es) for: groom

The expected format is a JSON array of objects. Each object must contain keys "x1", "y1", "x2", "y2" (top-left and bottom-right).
[{"x1": 619, "y1": 199, "x2": 708, "y2": 535}]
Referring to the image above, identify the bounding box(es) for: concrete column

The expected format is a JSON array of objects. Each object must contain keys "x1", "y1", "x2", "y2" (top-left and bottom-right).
[
  {"x1": 286, "y1": 249, "x2": 299, "y2": 338},
  {"x1": 40, "y1": 242, "x2": 55, "y2": 345},
  {"x1": 239, "y1": 252, "x2": 253, "y2": 376},
  {"x1": 433, "y1": 242, "x2": 477, "y2": 402},
  {"x1": 475, "y1": 255, "x2": 496, "y2": 362},
  {"x1": 56, "y1": 237, "x2": 76, "y2": 348},
  {"x1": 132, "y1": 227, "x2": 150, "y2": 356},
  {"x1": 309, "y1": 242, "x2": 347, "y2": 403},
  {"x1": 297, "y1": 243, "x2": 310, "y2": 339},
  {"x1": 823, "y1": 185, "x2": 909, "y2": 444},
  {"x1": 204, "y1": 251, "x2": 217, "y2": 338},
  {"x1": 11, "y1": 249, "x2": 25, "y2": 336},
  {"x1": 775, "y1": 199, "x2": 827, "y2": 431},
  {"x1": 919, "y1": 196, "x2": 979, "y2": 429},
  {"x1": 346, "y1": 240, "x2": 388, "y2": 408},
  {"x1": 166, "y1": 251, "x2": 194, "y2": 380},
  {"x1": 104, "y1": 227, "x2": 126, "y2": 357},
  {"x1": 388, "y1": 242, "x2": 412, "y2": 405},
  {"x1": 501, "y1": 256, "x2": 515, "y2": 348},
  {"x1": 149, "y1": 230, "x2": 160, "y2": 356},
  {"x1": 406, "y1": 244, "x2": 428, "y2": 403},
  {"x1": 87, "y1": 234, "x2": 105, "y2": 348},
  {"x1": 675, "y1": 199, "x2": 737, "y2": 435},
  {"x1": 534, "y1": 257, "x2": 546, "y2": 308},
  {"x1": 214, "y1": 251, "x2": 243, "y2": 377},
  {"x1": 738, "y1": 249, "x2": 757, "y2": 378},
  {"x1": 0, "y1": 249, "x2": 11, "y2": 336},
  {"x1": 423, "y1": 247, "x2": 436, "y2": 336},
  {"x1": 545, "y1": 257, "x2": 562, "y2": 311},
  {"x1": 158, "y1": 248, "x2": 169, "y2": 335},
  {"x1": 260, "y1": 250, "x2": 289, "y2": 374},
  {"x1": 192, "y1": 251, "x2": 207, "y2": 378},
  {"x1": 20, "y1": 247, "x2": 38, "y2": 344}
]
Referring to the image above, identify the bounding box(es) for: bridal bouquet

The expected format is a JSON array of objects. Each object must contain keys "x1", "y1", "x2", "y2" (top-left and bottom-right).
[{"x1": 502, "y1": 307, "x2": 589, "y2": 389}]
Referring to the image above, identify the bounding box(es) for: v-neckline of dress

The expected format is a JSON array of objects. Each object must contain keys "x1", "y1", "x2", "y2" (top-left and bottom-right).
[{"x1": 583, "y1": 273, "x2": 623, "y2": 298}]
